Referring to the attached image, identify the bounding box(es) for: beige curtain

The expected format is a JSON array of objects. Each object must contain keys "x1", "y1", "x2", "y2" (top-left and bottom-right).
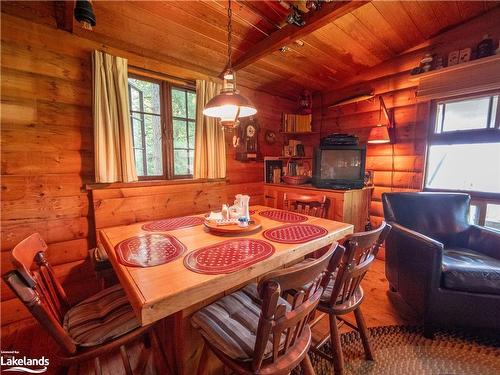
[
  {"x1": 93, "y1": 51, "x2": 138, "y2": 183},
  {"x1": 194, "y1": 80, "x2": 226, "y2": 179}
]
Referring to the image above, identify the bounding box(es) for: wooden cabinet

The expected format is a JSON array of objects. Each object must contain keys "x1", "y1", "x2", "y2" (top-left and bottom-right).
[{"x1": 264, "y1": 183, "x2": 373, "y2": 232}]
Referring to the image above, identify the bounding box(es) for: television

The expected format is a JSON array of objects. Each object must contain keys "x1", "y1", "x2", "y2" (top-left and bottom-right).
[{"x1": 312, "y1": 145, "x2": 366, "y2": 189}]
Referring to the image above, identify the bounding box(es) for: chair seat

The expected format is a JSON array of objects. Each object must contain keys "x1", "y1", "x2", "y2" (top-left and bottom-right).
[
  {"x1": 191, "y1": 283, "x2": 291, "y2": 361},
  {"x1": 442, "y1": 248, "x2": 500, "y2": 295},
  {"x1": 64, "y1": 284, "x2": 140, "y2": 347}
]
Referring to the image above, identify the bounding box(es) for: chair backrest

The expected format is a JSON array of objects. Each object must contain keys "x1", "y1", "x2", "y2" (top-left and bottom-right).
[
  {"x1": 382, "y1": 192, "x2": 470, "y2": 246},
  {"x1": 326, "y1": 222, "x2": 391, "y2": 307},
  {"x1": 3, "y1": 233, "x2": 75, "y2": 353},
  {"x1": 283, "y1": 192, "x2": 328, "y2": 218},
  {"x1": 251, "y1": 243, "x2": 343, "y2": 372}
]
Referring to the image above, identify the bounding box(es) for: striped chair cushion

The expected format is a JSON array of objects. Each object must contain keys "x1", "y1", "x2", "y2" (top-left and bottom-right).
[
  {"x1": 191, "y1": 283, "x2": 291, "y2": 361},
  {"x1": 63, "y1": 284, "x2": 140, "y2": 347}
]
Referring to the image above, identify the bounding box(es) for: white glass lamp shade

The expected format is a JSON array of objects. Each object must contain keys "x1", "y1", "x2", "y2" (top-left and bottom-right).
[{"x1": 203, "y1": 91, "x2": 257, "y2": 124}]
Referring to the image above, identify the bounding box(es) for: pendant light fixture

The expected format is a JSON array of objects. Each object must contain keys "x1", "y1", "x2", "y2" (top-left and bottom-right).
[
  {"x1": 368, "y1": 97, "x2": 394, "y2": 144},
  {"x1": 203, "y1": 0, "x2": 257, "y2": 128}
]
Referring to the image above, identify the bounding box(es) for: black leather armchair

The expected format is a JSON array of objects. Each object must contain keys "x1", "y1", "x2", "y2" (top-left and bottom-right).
[{"x1": 382, "y1": 192, "x2": 500, "y2": 334}]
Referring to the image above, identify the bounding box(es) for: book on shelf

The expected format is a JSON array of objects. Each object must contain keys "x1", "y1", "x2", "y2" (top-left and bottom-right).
[{"x1": 282, "y1": 113, "x2": 312, "y2": 133}]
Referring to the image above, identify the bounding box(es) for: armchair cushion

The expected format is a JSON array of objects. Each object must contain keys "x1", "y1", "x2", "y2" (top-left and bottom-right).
[{"x1": 442, "y1": 248, "x2": 500, "y2": 295}]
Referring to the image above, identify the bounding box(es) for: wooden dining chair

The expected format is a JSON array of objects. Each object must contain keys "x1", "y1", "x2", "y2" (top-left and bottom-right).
[
  {"x1": 2, "y1": 233, "x2": 172, "y2": 375},
  {"x1": 312, "y1": 222, "x2": 391, "y2": 375},
  {"x1": 191, "y1": 243, "x2": 344, "y2": 375},
  {"x1": 283, "y1": 192, "x2": 328, "y2": 218}
]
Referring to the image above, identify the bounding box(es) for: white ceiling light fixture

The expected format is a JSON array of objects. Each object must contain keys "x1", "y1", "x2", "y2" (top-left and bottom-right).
[{"x1": 203, "y1": 0, "x2": 257, "y2": 129}]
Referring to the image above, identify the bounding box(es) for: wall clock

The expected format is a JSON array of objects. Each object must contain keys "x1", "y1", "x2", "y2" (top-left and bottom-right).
[{"x1": 235, "y1": 117, "x2": 260, "y2": 161}]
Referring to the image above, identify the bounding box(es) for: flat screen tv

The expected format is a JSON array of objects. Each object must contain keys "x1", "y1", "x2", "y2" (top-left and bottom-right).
[{"x1": 312, "y1": 145, "x2": 366, "y2": 189}]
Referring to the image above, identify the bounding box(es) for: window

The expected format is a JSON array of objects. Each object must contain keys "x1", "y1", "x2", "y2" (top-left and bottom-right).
[
  {"x1": 425, "y1": 92, "x2": 500, "y2": 229},
  {"x1": 128, "y1": 75, "x2": 196, "y2": 179},
  {"x1": 425, "y1": 93, "x2": 500, "y2": 194}
]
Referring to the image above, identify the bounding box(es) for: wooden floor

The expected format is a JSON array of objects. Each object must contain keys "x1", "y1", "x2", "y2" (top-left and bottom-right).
[{"x1": 0, "y1": 260, "x2": 418, "y2": 375}]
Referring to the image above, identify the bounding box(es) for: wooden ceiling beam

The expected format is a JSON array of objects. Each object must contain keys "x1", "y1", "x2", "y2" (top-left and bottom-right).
[
  {"x1": 232, "y1": 0, "x2": 369, "y2": 71},
  {"x1": 54, "y1": 0, "x2": 75, "y2": 33}
]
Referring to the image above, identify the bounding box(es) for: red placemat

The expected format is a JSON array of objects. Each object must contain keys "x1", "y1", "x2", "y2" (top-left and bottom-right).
[
  {"x1": 142, "y1": 216, "x2": 204, "y2": 232},
  {"x1": 258, "y1": 210, "x2": 308, "y2": 223},
  {"x1": 184, "y1": 239, "x2": 275, "y2": 275},
  {"x1": 115, "y1": 234, "x2": 186, "y2": 267},
  {"x1": 262, "y1": 224, "x2": 328, "y2": 244}
]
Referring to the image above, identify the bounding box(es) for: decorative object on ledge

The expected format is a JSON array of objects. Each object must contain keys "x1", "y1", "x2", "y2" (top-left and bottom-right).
[
  {"x1": 298, "y1": 89, "x2": 313, "y2": 114},
  {"x1": 368, "y1": 96, "x2": 395, "y2": 144},
  {"x1": 74, "y1": 0, "x2": 96, "y2": 30},
  {"x1": 203, "y1": 0, "x2": 257, "y2": 129},
  {"x1": 264, "y1": 130, "x2": 277, "y2": 145}
]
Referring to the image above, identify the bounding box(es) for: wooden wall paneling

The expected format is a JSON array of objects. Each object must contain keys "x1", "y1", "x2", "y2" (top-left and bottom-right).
[{"x1": 0, "y1": 9, "x2": 293, "y2": 327}]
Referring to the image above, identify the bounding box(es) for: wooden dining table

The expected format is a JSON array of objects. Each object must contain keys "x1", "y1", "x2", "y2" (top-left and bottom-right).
[{"x1": 99, "y1": 205, "x2": 354, "y2": 374}]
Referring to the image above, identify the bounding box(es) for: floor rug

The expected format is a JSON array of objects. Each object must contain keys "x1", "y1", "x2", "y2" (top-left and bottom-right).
[{"x1": 309, "y1": 325, "x2": 500, "y2": 375}]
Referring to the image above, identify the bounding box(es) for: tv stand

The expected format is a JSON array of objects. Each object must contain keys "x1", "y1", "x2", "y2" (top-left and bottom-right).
[{"x1": 263, "y1": 183, "x2": 373, "y2": 232}]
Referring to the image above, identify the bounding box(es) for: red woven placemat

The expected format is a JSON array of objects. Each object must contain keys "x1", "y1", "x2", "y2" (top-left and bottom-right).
[
  {"x1": 258, "y1": 210, "x2": 308, "y2": 223},
  {"x1": 262, "y1": 224, "x2": 328, "y2": 244},
  {"x1": 184, "y1": 239, "x2": 275, "y2": 275},
  {"x1": 115, "y1": 234, "x2": 186, "y2": 267},
  {"x1": 142, "y1": 216, "x2": 204, "y2": 232}
]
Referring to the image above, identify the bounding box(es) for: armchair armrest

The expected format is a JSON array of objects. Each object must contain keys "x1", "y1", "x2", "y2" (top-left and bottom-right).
[
  {"x1": 466, "y1": 225, "x2": 500, "y2": 260},
  {"x1": 385, "y1": 223, "x2": 444, "y2": 315}
]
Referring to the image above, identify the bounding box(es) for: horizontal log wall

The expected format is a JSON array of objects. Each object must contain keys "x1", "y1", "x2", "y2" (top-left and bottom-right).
[
  {"x1": 0, "y1": 11, "x2": 293, "y2": 326},
  {"x1": 315, "y1": 10, "x2": 500, "y2": 258}
]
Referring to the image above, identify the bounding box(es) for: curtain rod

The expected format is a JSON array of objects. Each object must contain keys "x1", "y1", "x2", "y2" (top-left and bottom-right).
[{"x1": 128, "y1": 65, "x2": 196, "y2": 87}]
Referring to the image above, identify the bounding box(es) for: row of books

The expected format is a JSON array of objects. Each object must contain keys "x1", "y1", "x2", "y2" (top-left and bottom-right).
[{"x1": 282, "y1": 113, "x2": 312, "y2": 133}]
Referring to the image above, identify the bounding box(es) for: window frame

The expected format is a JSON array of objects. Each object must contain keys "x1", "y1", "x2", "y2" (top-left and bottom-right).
[
  {"x1": 128, "y1": 72, "x2": 196, "y2": 181},
  {"x1": 424, "y1": 91, "x2": 500, "y2": 222}
]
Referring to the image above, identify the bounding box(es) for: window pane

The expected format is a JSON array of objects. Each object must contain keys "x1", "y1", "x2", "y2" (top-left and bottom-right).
[
  {"x1": 174, "y1": 150, "x2": 189, "y2": 176},
  {"x1": 131, "y1": 116, "x2": 143, "y2": 148},
  {"x1": 134, "y1": 149, "x2": 144, "y2": 176},
  {"x1": 172, "y1": 88, "x2": 186, "y2": 117},
  {"x1": 469, "y1": 204, "x2": 480, "y2": 225},
  {"x1": 173, "y1": 119, "x2": 188, "y2": 149},
  {"x1": 436, "y1": 96, "x2": 497, "y2": 133},
  {"x1": 143, "y1": 114, "x2": 163, "y2": 176},
  {"x1": 187, "y1": 91, "x2": 196, "y2": 120},
  {"x1": 128, "y1": 77, "x2": 163, "y2": 178},
  {"x1": 129, "y1": 86, "x2": 141, "y2": 112},
  {"x1": 128, "y1": 78, "x2": 160, "y2": 114},
  {"x1": 485, "y1": 204, "x2": 500, "y2": 230},
  {"x1": 188, "y1": 120, "x2": 195, "y2": 148},
  {"x1": 188, "y1": 149, "x2": 194, "y2": 175},
  {"x1": 425, "y1": 143, "x2": 500, "y2": 193}
]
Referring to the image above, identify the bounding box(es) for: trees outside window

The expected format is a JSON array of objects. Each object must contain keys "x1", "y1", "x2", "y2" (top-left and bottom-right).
[{"x1": 128, "y1": 75, "x2": 196, "y2": 179}]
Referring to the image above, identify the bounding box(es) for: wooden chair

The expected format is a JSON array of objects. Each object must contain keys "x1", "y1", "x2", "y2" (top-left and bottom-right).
[
  {"x1": 312, "y1": 222, "x2": 391, "y2": 375},
  {"x1": 2, "y1": 233, "x2": 172, "y2": 375},
  {"x1": 283, "y1": 192, "x2": 328, "y2": 218},
  {"x1": 191, "y1": 243, "x2": 344, "y2": 375}
]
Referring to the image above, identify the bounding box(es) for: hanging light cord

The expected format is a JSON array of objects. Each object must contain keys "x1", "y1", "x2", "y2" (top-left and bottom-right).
[{"x1": 227, "y1": 0, "x2": 233, "y2": 70}]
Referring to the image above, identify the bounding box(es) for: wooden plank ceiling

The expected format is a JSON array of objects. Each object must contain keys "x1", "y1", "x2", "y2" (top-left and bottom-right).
[{"x1": 10, "y1": 1, "x2": 500, "y2": 99}]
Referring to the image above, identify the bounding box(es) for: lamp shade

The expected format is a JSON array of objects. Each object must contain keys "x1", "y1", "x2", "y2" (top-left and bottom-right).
[
  {"x1": 203, "y1": 91, "x2": 257, "y2": 124},
  {"x1": 368, "y1": 124, "x2": 391, "y2": 144}
]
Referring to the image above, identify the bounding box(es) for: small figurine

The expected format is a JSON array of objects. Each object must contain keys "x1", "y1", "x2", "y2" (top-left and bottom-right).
[
  {"x1": 477, "y1": 34, "x2": 494, "y2": 58},
  {"x1": 420, "y1": 54, "x2": 433, "y2": 72}
]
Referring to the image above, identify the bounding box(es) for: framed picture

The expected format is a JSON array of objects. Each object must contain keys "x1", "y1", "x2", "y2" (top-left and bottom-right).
[
  {"x1": 459, "y1": 48, "x2": 471, "y2": 63},
  {"x1": 448, "y1": 50, "x2": 459, "y2": 66}
]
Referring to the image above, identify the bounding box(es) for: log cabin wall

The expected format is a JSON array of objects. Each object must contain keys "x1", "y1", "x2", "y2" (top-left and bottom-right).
[
  {"x1": 0, "y1": 11, "x2": 294, "y2": 326},
  {"x1": 314, "y1": 9, "x2": 500, "y2": 257}
]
